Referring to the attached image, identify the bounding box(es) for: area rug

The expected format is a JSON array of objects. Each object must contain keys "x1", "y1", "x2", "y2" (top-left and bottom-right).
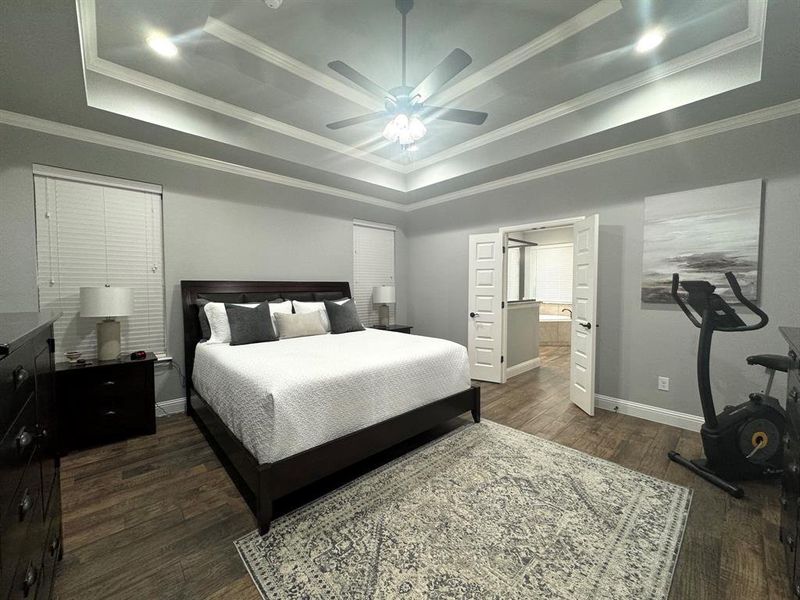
[{"x1": 235, "y1": 421, "x2": 691, "y2": 599}]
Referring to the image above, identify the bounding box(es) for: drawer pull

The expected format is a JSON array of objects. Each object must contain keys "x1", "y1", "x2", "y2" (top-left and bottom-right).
[
  {"x1": 19, "y1": 489, "x2": 33, "y2": 520},
  {"x1": 15, "y1": 427, "x2": 34, "y2": 452},
  {"x1": 788, "y1": 535, "x2": 796, "y2": 551},
  {"x1": 785, "y1": 434, "x2": 792, "y2": 450},
  {"x1": 790, "y1": 463, "x2": 799, "y2": 475},
  {"x1": 13, "y1": 366, "x2": 29, "y2": 388},
  {"x1": 791, "y1": 389, "x2": 799, "y2": 403},
  {"x1": 49, "y1": 534, "x2": 60, "y2": 556},
  {"x1": 101, "y1": 380, "x2": 116, "y2": 386},
  {"x1": 22, "y1": 563, "x2": 37, "y2": 597},
  {"x1": 781, "y1": 496, "x2": 789, "y2": 509}
]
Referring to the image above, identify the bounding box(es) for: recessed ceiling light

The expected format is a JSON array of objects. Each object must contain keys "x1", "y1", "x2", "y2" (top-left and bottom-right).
[
  {"x1": 635, "y1": 29, "x2": 665, "y2": 53},
  {"x1": 146, "y1": 33, "x2": 178, "y2": 58}
]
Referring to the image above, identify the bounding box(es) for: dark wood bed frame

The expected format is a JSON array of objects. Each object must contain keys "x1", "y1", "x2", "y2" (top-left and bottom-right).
[{"x1": 181, "y1": 280, "x2": 480, "y2": 534}]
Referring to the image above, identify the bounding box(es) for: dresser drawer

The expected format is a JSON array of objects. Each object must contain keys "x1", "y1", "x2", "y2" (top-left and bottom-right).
[
  {"x1": 7, "y1": 495, "x2": 45, "y2": 600},
  {"x1": 0, "y1": 344, "x2": 35, "y2": 434},
  {"x1": 0, "y1": 449, "x2": 42, "y2": 600},
  {"x1": 0, "y1": 396, "x2": 37, "y2": 519},
  {"x1": 34, "y1": 489, "x2": 62, "y2": 600}
]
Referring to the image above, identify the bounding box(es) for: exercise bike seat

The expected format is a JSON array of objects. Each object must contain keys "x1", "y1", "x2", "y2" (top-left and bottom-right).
[{"x1": 747, "y1": 354, "x2": 791, "y2": 373}]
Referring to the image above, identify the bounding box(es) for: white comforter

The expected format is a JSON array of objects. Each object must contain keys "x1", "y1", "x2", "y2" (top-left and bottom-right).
[{"x1": 192, "y1": 328, "x2": 470, "y2": 463}]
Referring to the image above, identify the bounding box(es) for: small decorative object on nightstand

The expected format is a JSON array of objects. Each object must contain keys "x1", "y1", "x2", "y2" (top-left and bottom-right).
[
  {"x1": 371, "y1": 324, "x2": 412, "y2": 334},
  {"x1": 55, "y1": 352, "x2": 156, "y2": 454},
  {"x1": 372, "y1": 285, "x2": 395, "y2": 328}
]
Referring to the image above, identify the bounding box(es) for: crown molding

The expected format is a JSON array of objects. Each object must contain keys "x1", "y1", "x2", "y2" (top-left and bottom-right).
[
  {"x1": 407, "y1": 1, "x2": 767, "y2": 173},
  {"x1": 402, "y1": 99, "x2": 800, "y2": 212},
  {"x1": 204, "y1": 17, "x2": 382, "y2": 112},
  {"x1": 429, "y1": 0, "x2": 622, "y2": 108},
  {"x1": 0, "y1": 110, "x2": 405, "y2": 211}
]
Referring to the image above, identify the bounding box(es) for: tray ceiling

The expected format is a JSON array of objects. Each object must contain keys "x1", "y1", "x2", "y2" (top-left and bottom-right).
[{"x1": 2, "y1": 0, "x2": 794, "y2": 210}]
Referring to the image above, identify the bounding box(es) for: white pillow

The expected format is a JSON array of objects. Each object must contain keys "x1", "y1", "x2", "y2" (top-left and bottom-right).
[
  {"x1": 204, "y1": 302, "x2": 257, "y2": 344},
  {"x1": 292, "y1": 299, "x2": 348, "y2": 332},
  {"x1": 205, "y1": 300, "x2": 293, "y2": 344},
  {"x1": 267, "y1": 300, "x2": 293, "y2": 332}
]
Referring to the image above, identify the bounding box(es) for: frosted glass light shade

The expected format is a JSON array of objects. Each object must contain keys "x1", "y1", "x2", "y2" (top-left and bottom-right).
[
  {"x1": 372, "y1": 285, "x2": 396, "y2": 304},
  {"x1": 80, "y1": 286, "x2": 134, "y2": 317}
]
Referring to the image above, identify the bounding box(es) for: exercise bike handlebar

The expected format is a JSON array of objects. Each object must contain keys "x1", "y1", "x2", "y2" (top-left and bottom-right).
[
  {"x1": 671, "y1": 273, "x2": 702, "y2": 328},
  {"x1": 722, "y1": 271, "x2": 769, "y2": 332},
  {"x1": 670, "y1": 272, "x2": 769, "y2": 332}
]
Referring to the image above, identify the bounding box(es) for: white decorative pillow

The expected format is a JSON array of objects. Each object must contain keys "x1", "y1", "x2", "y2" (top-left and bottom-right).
[
  {"x1": 292, "y1": 299, "x2": 348, "y2": 332},
  {"x1": 267, "y1": 300, "x2": 293, "y2": 332},
  {"x1": 275, "y1": 311, "x2": 327, "y2": 339},
  {"x1": 204, "y1": 302, "x2": 257, "y2": 344}
]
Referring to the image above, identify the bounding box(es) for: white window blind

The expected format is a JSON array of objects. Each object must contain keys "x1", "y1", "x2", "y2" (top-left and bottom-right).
[
  {"x1": 34, "y1": 170, "x2": 166, "y2": 358},
  {"x1": 353, "y1": 221, "x2": 395, "y2": 326},
  {"x1": 531, "y1": 244, "x2": 573, "y2": 303}
]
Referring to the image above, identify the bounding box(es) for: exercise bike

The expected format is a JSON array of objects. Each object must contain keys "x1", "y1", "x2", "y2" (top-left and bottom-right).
[{"x1": 667, "y1": 271, "x2": 788, "y2": 498}]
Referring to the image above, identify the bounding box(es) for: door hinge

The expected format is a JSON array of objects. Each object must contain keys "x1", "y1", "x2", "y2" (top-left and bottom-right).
[
  {"x1": 502, "y1": 246, "x2": 506, "y2": 254},
  {"x1": 501, "y1": 301, "x2": 505, "y2": 309},
  {"x1": 501, "y1": 355, "x2": 505, "y2": 364},
  {"x1": 47, "y1": 338, "x2": 55, "y2": 353}
]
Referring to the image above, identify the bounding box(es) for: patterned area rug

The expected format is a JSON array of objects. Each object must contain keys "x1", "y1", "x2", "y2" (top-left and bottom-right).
[{"x1": 236, "y1": 421, "x2": 691, "y2": 599}]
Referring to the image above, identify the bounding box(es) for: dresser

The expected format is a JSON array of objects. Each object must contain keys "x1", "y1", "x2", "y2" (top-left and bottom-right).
[
  {"x1": 0, "y1": 312, "x2": 62, "y2": 600},
  {"x1": 779, "y1": 326, "x2": 800, "y2": 597}
]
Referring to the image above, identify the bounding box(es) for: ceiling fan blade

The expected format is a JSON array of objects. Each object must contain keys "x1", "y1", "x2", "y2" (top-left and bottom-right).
[
  {"x1": 328, "y1": 60, "x2": 393, "y2": 101},
  {"x1": 411, "y1": 48, "x2": 472, "y2": 103},
  {"x1": 424, "y1": 106, "x2": 488, "y2": 125},
  {"x1": 326, "y1": 112, "x2": 386, "y2": 130}
]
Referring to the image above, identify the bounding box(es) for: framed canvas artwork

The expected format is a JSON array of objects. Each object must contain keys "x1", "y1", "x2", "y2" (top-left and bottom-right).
[{"x1": 641, "y1": 179, "x2": 763, "y2": 304}]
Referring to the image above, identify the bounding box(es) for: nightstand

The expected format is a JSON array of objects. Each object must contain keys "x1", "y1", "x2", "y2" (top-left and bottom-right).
[
  {"x1": 372, "y1": 324, "x2": 413, "y2": 334},
  {"x1": 55, "y1": 352, "x2": 156, "y2": 454}
]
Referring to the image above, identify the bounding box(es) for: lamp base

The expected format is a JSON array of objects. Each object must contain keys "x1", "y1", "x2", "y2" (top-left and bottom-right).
[
  {"x1": 378, "y1": 304, "x2": 390, "y2": 328},
  {"x1": 97, "y1": 319, "x2": 121, "y2": 361}
]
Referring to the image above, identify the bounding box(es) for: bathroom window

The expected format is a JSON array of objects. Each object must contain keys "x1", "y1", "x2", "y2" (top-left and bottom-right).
[{"x1": 507, "y1": 243, "x2": 573, "y2": 303}]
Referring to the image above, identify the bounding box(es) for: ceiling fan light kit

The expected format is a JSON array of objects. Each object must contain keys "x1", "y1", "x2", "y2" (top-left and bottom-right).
[{"x1": 326, "y1": 0, "x2": 488, "y2": 150}]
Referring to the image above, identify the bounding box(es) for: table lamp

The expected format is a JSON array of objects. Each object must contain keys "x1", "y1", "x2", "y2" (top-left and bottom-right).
[
  {"x1": 80, "y1": 286, "x2": 134, "y2": 360},
  {"x1": 372, "y1": 285, "x2": 395, "y2": 328}
]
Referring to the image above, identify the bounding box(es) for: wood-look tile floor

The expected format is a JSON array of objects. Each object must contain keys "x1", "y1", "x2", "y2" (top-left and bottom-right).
[{"x1": 55, "y1": 346, "x2": 790, "y2": 599}]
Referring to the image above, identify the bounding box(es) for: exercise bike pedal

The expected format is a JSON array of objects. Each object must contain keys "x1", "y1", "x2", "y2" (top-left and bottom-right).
[{"x1": 667, "y1": 451, "x2": 745, "y2": 498}]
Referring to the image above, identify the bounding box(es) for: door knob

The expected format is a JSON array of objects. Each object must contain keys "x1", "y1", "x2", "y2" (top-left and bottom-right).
[
  {"x1": 579, "y1": 322, "x2": 592, "y2": 330},
  {"x1": 469, "y1": 312, "x2": 478, "y2": 318}
]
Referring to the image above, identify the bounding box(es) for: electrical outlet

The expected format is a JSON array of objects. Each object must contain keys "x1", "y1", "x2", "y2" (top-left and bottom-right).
[{"x1": 658, "y1": 376, "x2": 670, "y2": 391}]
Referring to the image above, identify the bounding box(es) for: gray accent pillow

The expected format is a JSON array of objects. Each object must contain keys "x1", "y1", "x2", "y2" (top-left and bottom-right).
[
  {"x1": 275, "y1": 311, "x2": 327, "y2": 339},
  {"x1": 224, "y1": 301, "x2": 278, "y2": 346},
  {"x1": 197, "y1": 299, "x2": 211, "y2": 340},
  {"x1": 325, "y1": 299, "x2": 365, "y2": 334}
]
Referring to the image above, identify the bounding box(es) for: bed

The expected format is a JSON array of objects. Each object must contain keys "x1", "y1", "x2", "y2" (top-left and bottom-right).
[{"x1": 181, "y1": 280, "x2": 480, "y2": 534}]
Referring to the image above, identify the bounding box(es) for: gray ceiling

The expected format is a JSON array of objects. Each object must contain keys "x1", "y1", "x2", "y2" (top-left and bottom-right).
[{"x1": 1, "y1": 0, "x2": 798, "y2": 209}]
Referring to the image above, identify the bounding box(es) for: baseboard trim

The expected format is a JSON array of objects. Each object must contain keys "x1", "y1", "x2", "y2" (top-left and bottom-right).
[
  {"x1": 506, "y1": 357, "x2": 541, "y2": 379},
  {"x1": 156, "y1": 397, "x2": 186, "y2": 417},
  {"x1": 595, "y1": 394, "x2": 704, "y2": 432}
]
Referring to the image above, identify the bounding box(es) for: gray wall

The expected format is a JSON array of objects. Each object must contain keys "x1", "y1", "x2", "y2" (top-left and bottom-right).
[
  {"x1": 406, "y1": 116, "x2": 800, "y2": 417},
  {"x1": 0, "y1": 125, "x2": 408, "y2": 402}
]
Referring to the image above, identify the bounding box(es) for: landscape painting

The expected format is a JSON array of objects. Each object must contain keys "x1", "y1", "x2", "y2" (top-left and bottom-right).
[{"x1": 641, "y1": 179, "x2": 763, "y2": 304}]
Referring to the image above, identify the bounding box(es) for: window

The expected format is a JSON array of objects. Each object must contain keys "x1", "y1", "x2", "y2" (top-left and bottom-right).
[
  {"x1": 353, "y1": 220, "x2": 395, "y2": 326},
  {"x1": 530, "y1": 244, "x2": 573, "y2": 303},
  {"x1": 34, "y1": 166, "x2": 166, "y2": 358}
]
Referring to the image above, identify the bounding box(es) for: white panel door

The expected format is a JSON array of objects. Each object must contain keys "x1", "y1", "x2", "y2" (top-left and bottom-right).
[
  {"x1": 467, "y1": 233, "x2": 504, "y2": 382},
  {"x1": 570, "y1": 215, "x2": 599, "y2": 415}
]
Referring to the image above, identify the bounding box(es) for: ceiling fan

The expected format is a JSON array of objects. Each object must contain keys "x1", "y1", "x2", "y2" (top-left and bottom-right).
[{"x1": 325, "y1": 0, "x2": 488, "y2": 149}]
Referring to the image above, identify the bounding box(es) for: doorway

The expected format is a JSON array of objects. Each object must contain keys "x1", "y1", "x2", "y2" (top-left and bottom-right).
[
  {"x1": 505, "y1": 228, "x2": 573, "y2": 388},
  {"x1": 467, "y1": 215, "x2": 598, "y2": 416}
]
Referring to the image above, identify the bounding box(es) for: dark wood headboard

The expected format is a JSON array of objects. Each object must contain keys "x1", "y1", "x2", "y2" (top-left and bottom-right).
[{"x1": 180, "y1": 280, "x2": 351, "y2": 398}]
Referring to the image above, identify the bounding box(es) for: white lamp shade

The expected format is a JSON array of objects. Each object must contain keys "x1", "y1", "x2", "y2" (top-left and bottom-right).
[
  {"x1": 372, "y1": 285, "x2": 396, "y2": 304},
  {"x1": 80, "y1": 286, "x2": 134, "y2": 317}
]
